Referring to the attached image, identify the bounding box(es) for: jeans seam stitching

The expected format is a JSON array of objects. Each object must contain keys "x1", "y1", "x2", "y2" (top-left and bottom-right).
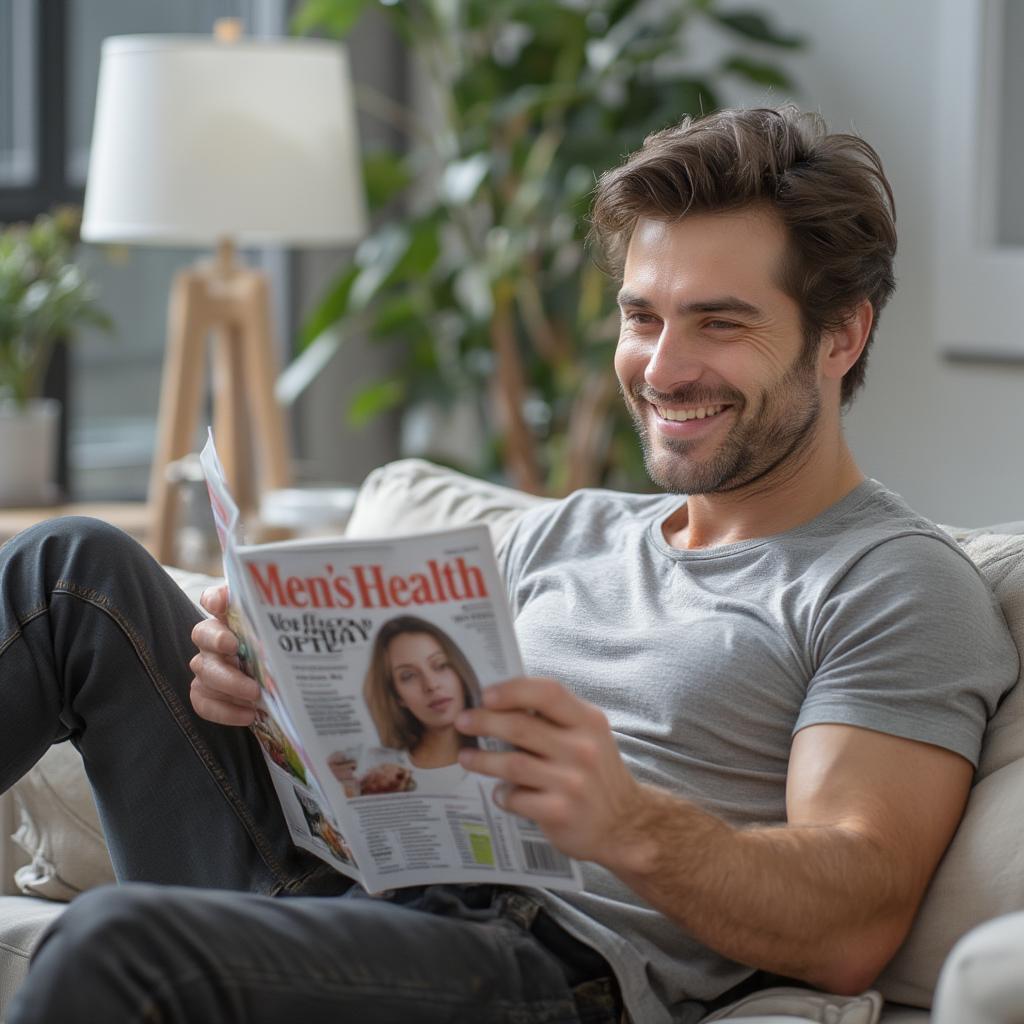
[
  {"x1": 0, "y1": 603, "x2": 48, "y2": 657},
  {"x1": 49, "y1": 580, "x2": 290, "y2": 886}
]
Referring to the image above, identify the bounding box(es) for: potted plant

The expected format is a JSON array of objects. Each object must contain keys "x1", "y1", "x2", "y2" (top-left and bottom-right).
[
  {"x1": 293, "y1": 0, "x2": 803, "y2": 494},
  {"x1": 0, "y1": 207, "x2": 111, "y2": 505}
]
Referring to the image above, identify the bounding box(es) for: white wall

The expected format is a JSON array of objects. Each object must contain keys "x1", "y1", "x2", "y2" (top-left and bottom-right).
[
  {"x1": 290, "y1": 9, "x2": 403, "y2": 488},
  {"x1": 749, "y1": 0, "x2": 1024, "y2": 526}
]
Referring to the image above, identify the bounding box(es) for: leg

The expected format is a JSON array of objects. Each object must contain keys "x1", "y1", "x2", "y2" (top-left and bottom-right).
[
  {"x1": 0, "y1": 517, "x2": 337, "y2": 894},
  {"x1": 7, "y1": 884, "x2": 618, "y2": 1024}
]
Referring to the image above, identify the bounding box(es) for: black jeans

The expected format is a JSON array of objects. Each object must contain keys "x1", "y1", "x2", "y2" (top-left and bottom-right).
[{"x1": 0, "y1": 518, "x2": 620, "y2": 1023}]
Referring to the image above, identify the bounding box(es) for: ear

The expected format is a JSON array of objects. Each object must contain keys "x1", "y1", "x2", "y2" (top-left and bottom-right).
[{"x1": 819, "y1": 300, "x2": 873, "y2": 383}]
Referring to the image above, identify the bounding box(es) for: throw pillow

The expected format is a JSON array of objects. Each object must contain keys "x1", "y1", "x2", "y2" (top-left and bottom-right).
[
  {"x1": 875, "y1": 530, "x2": 1024, "y2": 1007},
  {"x1": 12, "y1": 742, "x2": 115, "y2": 901}
]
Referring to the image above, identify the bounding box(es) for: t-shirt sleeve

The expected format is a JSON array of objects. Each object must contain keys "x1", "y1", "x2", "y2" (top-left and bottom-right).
[
  {"x1": 493, "y1": 501, "x2": 559, "y2": 614},
  {"x1": 796, "y1": 533, "x2": 1018, "y2": 767},
  {"x1": 494, "y1": 516, "x2": 526, "y2": 606}
]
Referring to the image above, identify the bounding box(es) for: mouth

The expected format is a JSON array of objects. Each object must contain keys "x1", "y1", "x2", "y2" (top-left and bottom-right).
[
  {"x1": 428, "y1": 698, "x2": 453, "y2": 713},
  {"x1": 649, "y1": 401, "x2": 733, "y2": 437},
  {"x1": 654, "y1": 402, "x2": 730, "y2": 422}
]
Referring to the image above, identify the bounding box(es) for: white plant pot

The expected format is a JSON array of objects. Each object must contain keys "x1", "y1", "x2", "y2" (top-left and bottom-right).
[{"x1": 0, "y1": 398, "x2": 60, "y2": 507}]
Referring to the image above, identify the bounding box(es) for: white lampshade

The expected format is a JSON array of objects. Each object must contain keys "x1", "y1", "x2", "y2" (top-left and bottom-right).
[{"x1": 82, "y1": 35, "x2": 368, "y2": 247}]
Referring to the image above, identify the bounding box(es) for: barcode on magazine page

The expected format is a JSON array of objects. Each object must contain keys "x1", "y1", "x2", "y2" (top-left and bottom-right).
[{"x1": 522, "y1": 840, "x2": 574, "y2": 878}]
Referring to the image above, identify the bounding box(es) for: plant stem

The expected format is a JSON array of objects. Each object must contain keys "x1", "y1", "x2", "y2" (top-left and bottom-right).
[{"x1": 489, "y1": 284, "x2": 543, "y2": 494}]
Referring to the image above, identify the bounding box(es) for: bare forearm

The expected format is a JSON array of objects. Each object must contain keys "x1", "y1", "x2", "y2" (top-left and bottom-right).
[
  {"x1": 601, "y1": 784, "x2": 911, "y2": 992},
  {"x1": 456, "y1": 682, "x2": 968, "y2": 994}
]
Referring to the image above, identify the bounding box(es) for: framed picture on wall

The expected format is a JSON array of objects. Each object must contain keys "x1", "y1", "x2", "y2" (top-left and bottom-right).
[{"x1": 937, "y1": 0, "x2": 1024, "y2": 361}]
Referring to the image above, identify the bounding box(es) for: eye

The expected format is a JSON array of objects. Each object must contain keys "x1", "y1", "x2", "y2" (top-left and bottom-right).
[
  {"x1": 622, "y1": 310, "x2": 659, "y2": 326},
  {"x1": 704, "y1": 319, "x2": 741, "y2": 330}
]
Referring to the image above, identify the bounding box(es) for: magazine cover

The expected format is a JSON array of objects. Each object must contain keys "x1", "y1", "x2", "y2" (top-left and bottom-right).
[{"x1": 200, "y1": 433, "x2": 582, "y2": 894}]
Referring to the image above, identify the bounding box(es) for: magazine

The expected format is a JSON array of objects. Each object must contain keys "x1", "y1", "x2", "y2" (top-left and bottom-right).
[{"x1": 199, "y1": 434, "x2": 582, "y2": 894}]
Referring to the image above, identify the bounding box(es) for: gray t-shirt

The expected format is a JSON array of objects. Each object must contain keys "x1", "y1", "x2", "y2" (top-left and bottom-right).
[{"x1": 496, "y1": 479, "x2": 1018, "y2": 1024}]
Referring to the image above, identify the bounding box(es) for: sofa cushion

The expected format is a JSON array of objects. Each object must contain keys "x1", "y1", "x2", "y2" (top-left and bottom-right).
[
  {"x1": 0, "y1": 895, "x2": 65, "y2": 1018},
  {"x1": 346, "y1": 457, "x2": 551, "y2": 544},
  {"x1": 876, "y1": 531, "x2": 1024, "y2": 1008},
  {"x1": 951, "y1": 531, "x2": 1024, "y2": 781}
]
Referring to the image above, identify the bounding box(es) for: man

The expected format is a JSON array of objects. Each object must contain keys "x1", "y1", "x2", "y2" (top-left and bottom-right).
[{"x1": 1, "y1": 106, "x2": 1016, "y2": 1023}]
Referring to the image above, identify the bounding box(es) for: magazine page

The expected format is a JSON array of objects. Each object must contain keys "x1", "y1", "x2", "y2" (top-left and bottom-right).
[
  {"x1": 200, "y1": 435, "x2": 364, "y2": 884},
  {"x1": 200, "y1": 433, "x2": 581, "y2": 893},
  {"x1": 233, "y1": 526, "x2": 582, "y2": 894}
]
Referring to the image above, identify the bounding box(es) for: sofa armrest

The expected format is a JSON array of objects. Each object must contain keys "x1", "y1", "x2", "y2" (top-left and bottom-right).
[
  {"x1": 0, "y1": 790, "x2": 18, "y2": 896},
  {"x1": 932, "y1": 912, "x2": 1024, "y2": 1024}
]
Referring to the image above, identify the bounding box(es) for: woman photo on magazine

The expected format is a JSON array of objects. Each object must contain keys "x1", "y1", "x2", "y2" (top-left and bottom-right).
[{"x1": 356, "y1": 616, "x2": 483, "y2": 795}]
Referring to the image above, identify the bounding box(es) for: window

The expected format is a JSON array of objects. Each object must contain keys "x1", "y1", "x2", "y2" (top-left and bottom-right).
[{"x1": 0, "y1": 0, "x2": 291, "y2": 499}]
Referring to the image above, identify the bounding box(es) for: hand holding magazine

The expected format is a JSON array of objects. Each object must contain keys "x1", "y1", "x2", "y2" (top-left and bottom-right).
[{"x1": 200, "y1": 434, "x2": 582, "y2": 894}]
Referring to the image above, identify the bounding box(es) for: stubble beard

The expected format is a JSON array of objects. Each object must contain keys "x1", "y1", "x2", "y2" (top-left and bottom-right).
[{"x1": 625, "y1": 349, "x2": 822, "y2": 496}]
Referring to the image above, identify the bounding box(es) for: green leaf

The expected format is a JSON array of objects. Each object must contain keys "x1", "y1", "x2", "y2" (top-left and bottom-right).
[
  {"x1": 371, "y1": 293, "x2": 423, "y2": 335},
  {"x1": 392, "y1": 217, "x2": 442, "y2": 278},
  {"x1": 349, "y1": 224, "x2": 411, "y2": 310},
  {"x1": 299, "y1": 264, "x2": 358, "y2": 348},
  {"x1": 721, "y1": 55, "x2": 794, "y2": 89},
  {"x1": 709, "y1": 10, "x2": 805, "y2": 48},
  {"x1": 290, "y1": 0, "x2": 371, "y2": 38},
  {"x1": 348, "y1": 377, "x2": 407, "y2": 427},
  {"x1": 362, "y1": 150, "x2": 412, "y2": 210}
]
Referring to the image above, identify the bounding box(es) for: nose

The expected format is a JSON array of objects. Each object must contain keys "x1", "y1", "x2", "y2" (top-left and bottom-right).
[{"x1": 643, "y1": 325, "x2": 704, "y2": 394}]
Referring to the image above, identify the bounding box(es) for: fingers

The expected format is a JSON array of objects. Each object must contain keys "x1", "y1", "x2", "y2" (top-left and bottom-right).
[
  {"x1": 190, "y1": 678, "x2": 258, "y2": 727},
  {"x1": 199, "y1": 584, "x2": 230, "y2": 618},
  {"x1": 457, "y1": 708, "x2": 566, "y2": 760},
  {"x1": 481, "y1": 676, "x2": 604, "y2": 730},
  {"x1": 459, "y1": 747, "x2": 570, "y2": 792},
  {"x1": 190, "y1": 586, "x2": 250, "y2": 726},
  {"x1": 191, "y1": 615, "x2": 238, "y2": 657},
  {"x1": 189, "y1": 646, "x2": 260, "y2": 727},
  {"x1": 189, "y1": 651, "x2": 259, "y2": 703}
]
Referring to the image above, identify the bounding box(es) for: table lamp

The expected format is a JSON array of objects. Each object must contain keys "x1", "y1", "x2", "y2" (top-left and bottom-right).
[{"x1": 81, "y1": 20, "x2": 367, "y2": 561}]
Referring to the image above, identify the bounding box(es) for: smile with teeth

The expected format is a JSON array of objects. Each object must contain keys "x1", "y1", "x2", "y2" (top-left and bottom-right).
[{"x1": 655, "y1": 403, "x2": 728, "y2": 422}]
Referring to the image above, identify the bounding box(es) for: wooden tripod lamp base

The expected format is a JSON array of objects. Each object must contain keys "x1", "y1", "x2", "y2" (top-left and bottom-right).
[{"x1": 149, "y1": 239, "x2": 291, "y2": 564}]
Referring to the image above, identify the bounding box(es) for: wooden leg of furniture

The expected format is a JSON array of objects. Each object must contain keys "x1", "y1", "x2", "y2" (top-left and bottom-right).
[
  {"x1": 149, "y1": 270, "x2": 211, "y2": 564},
  {"x1": 241, "y1": 275, "x2": 292, "y2": 494},
  {"x1": 212, "y1": 316, "x2": 256, "y2": 515},
  {"x1": 149, "y1": 258, "x2": 293, "y2": 562}
]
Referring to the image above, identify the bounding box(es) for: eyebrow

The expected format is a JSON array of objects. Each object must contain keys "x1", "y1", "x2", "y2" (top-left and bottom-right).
[{"x1": 616, "y1": 290, "x2": 765, "y2": 319}]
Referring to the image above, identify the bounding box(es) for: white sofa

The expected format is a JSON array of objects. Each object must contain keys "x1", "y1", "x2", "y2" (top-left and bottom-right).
[{"x1": 1, "y1": 459, "x2": 1023, "y2": 1024}]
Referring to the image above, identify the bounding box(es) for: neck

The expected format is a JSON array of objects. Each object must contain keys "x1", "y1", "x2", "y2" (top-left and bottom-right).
[
  {"x1": 410, "y1": 727, "x2": 463, "y2": 769},
  {"x1": 663, "y1": 418, "x2": 864, "y2": 551}
]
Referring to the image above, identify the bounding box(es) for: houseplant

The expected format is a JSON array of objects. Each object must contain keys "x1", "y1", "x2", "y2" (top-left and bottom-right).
[
  {"x1": 295, "y1": 0, "x2": 803, "y2": 493},
  {"x1": 0, "y1": 207, "x2": 111, "y2": 505}
]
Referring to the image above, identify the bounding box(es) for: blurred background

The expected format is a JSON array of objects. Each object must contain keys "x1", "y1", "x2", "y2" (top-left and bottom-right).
[{"x1": 1, "y1": 0, "x2": 1021, "y2": 532}]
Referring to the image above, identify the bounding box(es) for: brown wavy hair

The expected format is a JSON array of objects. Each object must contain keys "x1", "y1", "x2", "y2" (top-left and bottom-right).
[
  {"x1": 362, "y1": 616, "x2": 482, "y2": 752},
  {"x1": 589, "y1": 105, "x2": 897, "y2": 405}
]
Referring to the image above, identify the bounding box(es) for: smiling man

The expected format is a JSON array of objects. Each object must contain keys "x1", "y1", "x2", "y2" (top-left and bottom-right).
[
  {"x1": 1, "y1": 106, "x2": 1017, "y2": 1024},
  {"x1": 450, "y1": 106, "x2": 1017, "y2": 1019}
]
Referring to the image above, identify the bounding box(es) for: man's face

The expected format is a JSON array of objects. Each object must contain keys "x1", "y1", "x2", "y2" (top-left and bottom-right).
[{"x1": 614, "y1": 209, "x2": 823, "y2": 495}]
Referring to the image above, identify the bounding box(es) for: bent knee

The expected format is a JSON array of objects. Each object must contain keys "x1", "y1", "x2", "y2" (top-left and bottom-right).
[
  {"x1": 11, "y1": 514, "x2": 134, "y2": 554},
  {"x1": 43, "y1": 883, "x2": 171, "y2": 950}
]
